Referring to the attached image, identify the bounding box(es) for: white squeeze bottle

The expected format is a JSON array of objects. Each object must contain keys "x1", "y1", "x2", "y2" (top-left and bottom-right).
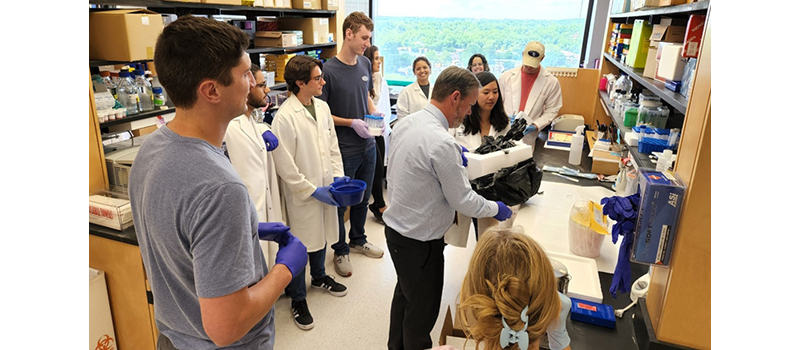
[{"x1": 569, "y1": 125, "x2": 585, "y2": 165}]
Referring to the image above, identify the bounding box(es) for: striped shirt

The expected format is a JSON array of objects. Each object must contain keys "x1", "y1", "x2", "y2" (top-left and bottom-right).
[{"x1": 384, "y1": 104, "x2": 499, "y2": 242}]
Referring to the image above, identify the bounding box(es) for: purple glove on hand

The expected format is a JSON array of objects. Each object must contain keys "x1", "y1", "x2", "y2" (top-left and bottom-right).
[
  {"x1": 493, "y1": 201, "x2": 512, "y2": 221},
  {"x1": 372, "y1": 112, "x2": 387, "y2": 134},
  {"x1": 275, "y1": 235, "x2": 308, "y2": 278},
  {"x1": 351, "y1": 119, "x2": 374, "y2": 139},
  {"x1": 257, "y1": 222, "x2": 292, "y2": 244},
  {"x1": 261, "y1": 130, "x2": 279, "y2": 151},
  {"x1": 460, "y1": 145, "x2": 469, "y2": 167}
]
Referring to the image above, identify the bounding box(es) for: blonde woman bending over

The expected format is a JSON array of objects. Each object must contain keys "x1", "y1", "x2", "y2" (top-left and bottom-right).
[{"x1": 459, "y1": 227, "x2": 572, "y2": 350}]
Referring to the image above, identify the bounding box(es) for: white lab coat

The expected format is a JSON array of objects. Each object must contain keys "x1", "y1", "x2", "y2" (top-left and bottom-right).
[
  {"x1": 498, "y1": 66, "x2": 563, "y2": 149},
  {"x1": 270, "y1": 94, "x2": 344, "y2": 252},
  {"x1": 223, "y1": 114, "x2": 284, "y2": 269},
  {"x1": 450, "y1": 123, "x2": 512, "y2": 151},
  {"x1": 395, "y1": 81, "x2": 432, "y2": 120}
]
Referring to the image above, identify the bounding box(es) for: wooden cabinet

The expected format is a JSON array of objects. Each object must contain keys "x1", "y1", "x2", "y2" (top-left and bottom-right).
[{"x1": 597, "y1": 2, "x2": 711, "y2": 349}]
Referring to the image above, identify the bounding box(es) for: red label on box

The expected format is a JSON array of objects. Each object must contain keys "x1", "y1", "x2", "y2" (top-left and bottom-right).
[
  {"x1": 577, "y1": 302, "x2": 597, "y2": 312},
  {"x1": 682, "y1": 14, "x2": 706, "y2": 58}
]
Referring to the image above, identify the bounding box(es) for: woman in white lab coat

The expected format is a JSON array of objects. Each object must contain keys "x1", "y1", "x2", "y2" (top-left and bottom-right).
[
  {"x1": 449, "y1": 72, "x2": 519, "y2": 239},
  {"x1": 224, "y1": 113, "x2": 284, "y2": 269},
  {"x1": 395, "y1": 56, "x2": 433, "y2": 120},
  {"x1": 270, "y1": 82, "x2": 343, "y2": 258}
]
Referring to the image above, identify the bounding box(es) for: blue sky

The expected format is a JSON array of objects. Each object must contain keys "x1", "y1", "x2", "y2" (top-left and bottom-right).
[{"x1": 375, "y1": 0, "x2": 590, "y2": 20}]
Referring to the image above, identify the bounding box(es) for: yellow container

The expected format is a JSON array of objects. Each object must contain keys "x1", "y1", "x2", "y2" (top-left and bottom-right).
[{"x1": 625, "y1": 19, "x2": 653, "y2": 69}]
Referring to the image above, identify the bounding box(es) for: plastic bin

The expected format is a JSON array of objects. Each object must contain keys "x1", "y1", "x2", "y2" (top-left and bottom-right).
[{"x1": 89, "y1": 268, "x2": 117, "y2": 350}]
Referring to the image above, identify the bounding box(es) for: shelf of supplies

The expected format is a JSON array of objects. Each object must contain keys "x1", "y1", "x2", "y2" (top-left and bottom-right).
[
  {"x1": 269, "y1": 82, "x2": 287, "y2": 90},
  {"x1": 602, "y1": 53, "x2": 688, "y2": 114},
  {"x1": 247, "y1": 42, "x2": 336, "y2": 55},
  {"x1": 90, "y1": 59, "x2": 153, "y2": 68},
  {"x1": 89, "y1": 0, "x2": 336, "y2": 17},
  {"x1": 99, "y1": 107, "x2": 175, "y2": 128},
  {"x1": 598, "y1": 90, "x2": 653, "y2": 170},
  {"x1": 610, "y1": 1, "x2": 709, "y2": 21}
]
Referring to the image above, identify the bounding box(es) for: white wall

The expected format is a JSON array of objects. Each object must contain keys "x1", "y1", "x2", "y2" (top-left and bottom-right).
[{"x1": 584, "y1": 0, "x2": 612, "y2": 68}]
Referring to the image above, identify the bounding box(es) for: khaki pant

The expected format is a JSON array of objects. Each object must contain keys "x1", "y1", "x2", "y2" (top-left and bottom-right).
[{"x1": 476, "y1": 204, "x2": 521, "y2": 239}]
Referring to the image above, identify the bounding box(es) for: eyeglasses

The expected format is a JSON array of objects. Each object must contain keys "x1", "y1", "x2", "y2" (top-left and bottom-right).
[
  {"x1": 311, "y1": 73, "x2": 325, "y2": 82},
  {"x1": 255, "y1": 82, "x2": 268, "y2": 89}
]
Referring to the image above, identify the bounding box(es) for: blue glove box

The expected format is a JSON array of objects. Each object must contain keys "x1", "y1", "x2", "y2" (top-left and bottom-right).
[
  {"x1": 631, "y1": 170, "x2": 685, "y2": 266},
  {"x1": 570, "y1": 298, "x2": 616, "y2": 329}
]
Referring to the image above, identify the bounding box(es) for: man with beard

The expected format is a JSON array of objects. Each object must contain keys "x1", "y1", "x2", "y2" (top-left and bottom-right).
[{"x1": 224, "y1": 64, "x2": 284, "y2": 269}]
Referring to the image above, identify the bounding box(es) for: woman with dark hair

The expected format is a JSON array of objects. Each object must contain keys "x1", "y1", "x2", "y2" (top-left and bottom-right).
[
  {"x1": 452, "y1": 71, "x2": 510, "y2": 149},
  {"x1": 363, "y1": 45, "x2": 389, "y2": 224},
  {"x1": 395, "y1": 56, "x2": 433, "y2": 120},
  {"x1": 467, "y1": 53, "x2": 490, "y2": 73}
]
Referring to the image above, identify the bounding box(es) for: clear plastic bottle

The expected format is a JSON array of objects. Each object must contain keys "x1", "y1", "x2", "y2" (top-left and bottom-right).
[
  {"x1": 116, "y1": 70, "x2": 140, "y2": 115},
  {"x1": 613, "y1": 72, "x2": 633, "y2": 95},
  {"x1": 99, "y1": 71, "x2": 117, "y2": 99},
  {"x1": 134, "y1": 70, "x2": 154, "y2": 111},
  {"x1": 153, "y1": 87, "x2": 167, "y2": 110}
]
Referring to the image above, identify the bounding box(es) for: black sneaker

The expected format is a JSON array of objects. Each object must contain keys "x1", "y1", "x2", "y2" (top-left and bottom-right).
[
  {"x1": 291, "y1": 299, "x2": 314, "y2": 330},
  {"x1": 311, "y1": 275, "x2": 348, "y2": 297}
]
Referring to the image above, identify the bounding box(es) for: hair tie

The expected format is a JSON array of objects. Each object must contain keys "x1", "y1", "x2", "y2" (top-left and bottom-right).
[{"x1": 499, "y1": 305, "x2": 529, "y2": 349}]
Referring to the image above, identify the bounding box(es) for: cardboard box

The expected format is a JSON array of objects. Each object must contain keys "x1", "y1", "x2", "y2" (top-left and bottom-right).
[
  {"x1": 292, "y1": 0, "x2": 321, "y2": 10},
  {"x1": 89, "y1": 268, "x2": 117, "y2": 350},
  {"x1": 631, "y1": 0, "x2": 660, "y2": 10},
  {"x1": 683, "y1": 14, "x2": 706, "y2": 58},
  {"x1": 590, "y1": 150, "x2": 621, "y2": 175},
  {"x1": 254, "y1": 0, "x2": 275, "y2": 7},
  {"x1": 658, "y1": 0, "x2": 686, "y2": 6},
  {"x1": 89, "y1": 9, "x2": 164, "y2": 61},
  {"x1": 255, "y1": 31, "x2": 297, "y2": 47},
  {"x1": 643, "y1": 47, "x2": 659, "y2": 79},
  {"x1": 657, "y1": 43, "x2": 687, "y2": 81},
  {"x1": 201, "y1": 0, "x2": 241, "y2": 5},
  {"x1": 631, "y1": 170, "x2": 685, "y2": 266},
  {"x1": 649, "y1": 24, "x2": 686, "y2": 47},
  {"x1": 279, "y1": 17, "x2": 331, "y2": 44},
  {"x1": 322, "y1": 0, "x2": 339, "y2": 10},
  {"x1": 625, "y1": 20, "x2": 653, "y2": 69},
  {"x1": 275, "y1": 0, "x2": 292, "y2": 8},
  {"x1": 439, "y1": 305, "x2": 468, "y2": 347}
]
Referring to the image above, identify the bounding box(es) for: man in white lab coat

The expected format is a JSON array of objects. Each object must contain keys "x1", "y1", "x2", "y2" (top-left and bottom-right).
[
  {"x1": 270, "y1": 55, "x2": 349, "y2": 330},
  {"x1": 498, "y1": 41, "x2": 563, "y2": 153},
  {"x1": 223, "y1": 64, "x2": 283, "y2": 271}
]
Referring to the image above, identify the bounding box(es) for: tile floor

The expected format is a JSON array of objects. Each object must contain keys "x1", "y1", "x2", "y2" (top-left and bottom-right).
[{"x1": 271, "y1": 181, "x2": 619, "y2": 350}]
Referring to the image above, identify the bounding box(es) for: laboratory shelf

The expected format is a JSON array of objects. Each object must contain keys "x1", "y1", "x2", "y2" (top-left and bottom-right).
[
  {"x1": 269, "y1": 82, "x2": 287, "y2": 90},
  {"x1": 598, "y1": 90, "x2": 654, "y2": 170},
  {"x1": 247, "y1": 42, "x2": 337, "y2": 55},
  {"x1": 89, "y1": 0, "x2": 336, "y2": 17},
  {"x1": 99, "y1": 107, "x2": 175, "y2": 128},
  {"x1": 602, "y1": 53, "x2": 688, "y2": 114},
  {"x1": 609, "y1": 1, "x2": 709, "y2": 22}
]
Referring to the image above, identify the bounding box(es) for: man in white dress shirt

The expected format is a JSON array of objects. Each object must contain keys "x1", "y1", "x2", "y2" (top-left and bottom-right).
[{"x1": 383, "y1": 66, "x2": 513, "y2": 350}]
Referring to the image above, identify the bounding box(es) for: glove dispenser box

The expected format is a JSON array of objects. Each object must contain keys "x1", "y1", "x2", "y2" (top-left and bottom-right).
[
  {"x1": 631, "y1": 170, "x2": 685, "y2": 266},
  {"x1": 464, "y1": 144, "x2": 532, "y2": 180}
]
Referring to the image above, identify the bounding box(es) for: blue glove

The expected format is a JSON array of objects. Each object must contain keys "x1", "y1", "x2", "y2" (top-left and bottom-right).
[
  {"x1": 460, "y1": 145, "x2": 469, "y2": 167},
  {"x1": 332, "y1": 176, "x2": 351, "y2": 187},
  {"x1": 275, "y1": 234, "x2": 308, "y2": 277},
  {"x1": 257, "y1": 222, "x2": 291, "y2": 244},
  {"x1": 523, "y1": 125, "x2": 538, "y2": 136},
  {"x1": 493, "y1": 201, "x2": 512, "y2": 221},
  {"x1": 601, "y1": 192, "x2": 641, "y2": 298},
  {"x1": 311, "y1": 186, "x2": 340, "y2": 206},
  {"x1": 262, "y1": 130, "x2": 279, "y2": 151}
]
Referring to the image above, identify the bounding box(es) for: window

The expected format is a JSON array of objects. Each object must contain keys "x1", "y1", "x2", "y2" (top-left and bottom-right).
[{"x1": 373, "y1": 0, "x2": 591, "y2": 85}]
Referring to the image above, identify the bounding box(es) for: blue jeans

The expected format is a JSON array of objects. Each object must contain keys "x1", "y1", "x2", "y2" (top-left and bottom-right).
[
  {"x1": 333, "y1": 144, "x2": 376, "y2": 256},
  {"x1": 286, "y1": 248, "x2": 327, "y2": 301}
]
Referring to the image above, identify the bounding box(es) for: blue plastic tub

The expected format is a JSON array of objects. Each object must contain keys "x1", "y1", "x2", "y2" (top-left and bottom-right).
[{"x1": 330, "y1": 179, "x2": 367, "y2": 206}]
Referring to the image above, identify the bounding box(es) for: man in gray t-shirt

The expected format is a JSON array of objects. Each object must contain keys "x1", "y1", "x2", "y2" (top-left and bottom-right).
[
  {"x1": 129, "y1": 16, "x2": 307, "y2": 349},
  {"x1": 318, "y1": 11, "x2": 386, "y2": 278}
]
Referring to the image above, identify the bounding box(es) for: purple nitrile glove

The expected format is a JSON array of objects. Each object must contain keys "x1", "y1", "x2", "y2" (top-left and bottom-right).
[
  {"x1": 460, "y1": 145, "x2": 469, "y2": 167},
  {"x1": 311, "y1": 186, "x2": 340, "y2": 206},
  {"x1": 493, "y1": 201, "x2": 512, "y2": 221},
  {"x1": 261, "y1": 130, "x2": 279, "y2": 151},
  {"x1": 257, "y1": 222, "x2": 291, "y2": 244},
  {"x1": 275, "y1": 235, "x2": 308, "y2": 277},
  {"x1": 350, "y1": 119, "x2": 374, "y2": 139},
  {"x1": 372, "y1": 112, "x2": 387, "y2": 134}
]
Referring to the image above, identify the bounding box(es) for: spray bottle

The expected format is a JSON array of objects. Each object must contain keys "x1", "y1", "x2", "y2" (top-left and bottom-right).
[{"x1": 569, "y1": 125, "x2": 586, "y2": 165}]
